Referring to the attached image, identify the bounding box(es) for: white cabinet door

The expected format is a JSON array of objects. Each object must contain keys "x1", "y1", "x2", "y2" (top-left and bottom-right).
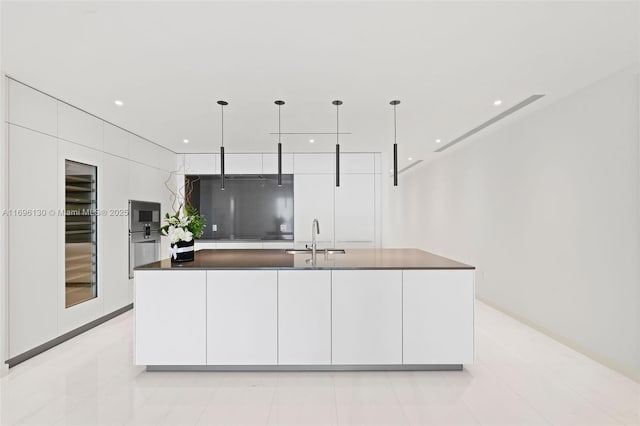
[
  {"x1": 294, "y1": 174, "x2": 334, "y2": 245},
  {"x1": 129, "y1": 134, "x2": 156, "y2": 167},
  {"x1": 262, "y1": 153, "x2": 293, "y2": 174},
  {"x1": 150, "y1": 144, "x2": 176, "y2": 172},
  {"x1": 207, "y1": 271, "x2": 277, "y2": 365},
  {"x1": 335, "y1": 174, "x2": 375, "y2": 246},
  {"x1": 8, "y1": 79, "x2": 58, "y2": 136},
  {"x1": 58, "y1": 103, "x2": 103, "y2": 151},
  {"x1": 8, "y1": 125, "x2": 59, "y2": 357},
  {"x1": 341, "y1": 153, "x2": 375, "y2": 174},
  {"x1": 278, "y1": 270, "x2": 331, "y2": 364},
  {"x1": 103, "y1": 123, "x2": 129, "y2": 158},
  {"x1": 224, "y1": 153, "x2": 262, "y2": 174},
  {"x1": 102, "y1": 153, "x2": 131, "y2": 313},
  {"x1": 135, "y1": 271, "x2": 207, "y2": 365},
  {"x1": 294, "y1": 153, "x2": 334, "y2": 174},
  {"x1": 184, "y1": 153, "x2": 218, "y2": 174},
  {"x1": 403, "y1": 270, "x2": 474, "y2": 364},
  {"x1": 332, "y1": 270, "x2": 402, "y2": 364}
]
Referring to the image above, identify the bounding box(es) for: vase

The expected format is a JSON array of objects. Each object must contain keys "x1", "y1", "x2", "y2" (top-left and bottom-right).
[{"x1": 170, "y1": 239, "x2": 195, "y2": 263}]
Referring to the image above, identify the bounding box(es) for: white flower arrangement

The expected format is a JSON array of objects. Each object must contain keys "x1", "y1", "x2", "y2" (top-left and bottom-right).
[{"x1": 160, "y1": 204, "x2": 205, "y2": 244}]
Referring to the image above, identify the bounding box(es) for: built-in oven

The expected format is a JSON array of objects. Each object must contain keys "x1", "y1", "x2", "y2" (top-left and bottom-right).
[{"x1": 129, "y1": 200, "x2": 162, "y2": 279}]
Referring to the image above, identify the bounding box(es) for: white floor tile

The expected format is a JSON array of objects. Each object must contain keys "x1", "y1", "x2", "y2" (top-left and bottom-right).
[{"x1": 1, "y1": 303, "x2": 638, "y2": 426}]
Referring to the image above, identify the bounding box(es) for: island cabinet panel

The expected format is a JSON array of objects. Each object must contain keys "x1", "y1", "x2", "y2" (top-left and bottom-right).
[
  {"x1": 278, "y1": 270, "x2": 331, "y2": 365},
  {"x1": 331, "y1": 270, "x2": 402, "y2": 364},
  {"x1": 403, "y1": 270, "x2": 475, "y2": 364},
  {"x1": 207, "y1": 271, "x2": 278, "y2": 365},
  {"x1": 135, "y1": 271, "x2": 206, "y2": 365}
]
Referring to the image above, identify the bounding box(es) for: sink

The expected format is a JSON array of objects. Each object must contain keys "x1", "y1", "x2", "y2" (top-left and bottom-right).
[
  {"x1": 285, "y1": 249, "x2": 313, "y2": 255},
  {"x1": 285, "y1": 249, "x2": 346, "y2": 255}
]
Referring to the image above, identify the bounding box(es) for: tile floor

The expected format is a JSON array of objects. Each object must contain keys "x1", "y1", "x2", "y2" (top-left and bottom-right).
[{"x1": 0, "y1": 301, "x2": 638, "y2": 425}]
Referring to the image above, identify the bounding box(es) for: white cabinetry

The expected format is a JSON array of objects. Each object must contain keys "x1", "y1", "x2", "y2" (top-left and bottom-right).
[
  {"x1": 103, "y1": 123, "x2": 129, "y2": 158},
  {"x1": 341, "y1": 153, "x2": 375, "y2": 174},
  {"x1": 403, "y1": 270, "x2": 474, "y2": 364},
  {"x1": 207, "y1": 271, "x2": 278, "y2": 365},
  {"x1": 8, "y1": 125, "x2": 59, "y2": 357},
  {"x1": 278, "y1": 270, "x2": 331, "y2": 364},
  {"x1": 294, "y1": 174, "x2": 334, "y2": 246},
  {"x1": 58, "y1": 103, "x2": 103, "y2": 151},
  {"x1": 331, "y1": 270, "x2": 402, "y2": 364},
  {"x1": 184, "y1": 153, "x2": 218, "y2": 174},
  {"x1": 224, "y1": 153, "x2": 262, "y2": 174},
  {"x1": 135, "y1": 271, "x2": 207, "y2": 365},
  {"x1": 335, "y1": 174, "x2": 375, "y2": 247},
  {"x1": 263, "y1": 153, "x2": 294, "y2": 174},
  {"x1": 102, "y1": 153, "x2": 131, "y2": 312},
  {"x1": 294, "y1": 153, "x2": 334, "y2": 174},
  {"x1": 134, "y1": 267, "x2": 474, "y2": 367},
  {"x1": 8, "y1": 79, "x2": 58, "y2": 136}
]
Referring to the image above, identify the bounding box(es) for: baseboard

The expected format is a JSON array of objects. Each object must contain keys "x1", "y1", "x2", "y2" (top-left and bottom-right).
[
  {"x1": 5, "y1": 303, "x2": 133, "y2": 368},
  {"x1": 147, "y1": 364, "x2": 464, "y2": 372}
]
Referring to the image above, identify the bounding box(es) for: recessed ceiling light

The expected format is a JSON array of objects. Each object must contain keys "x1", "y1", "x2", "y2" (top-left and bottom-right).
[
  {"x1": 309, "y1": 139, "x2": 315, "y2": 143},
  {"x1": 493, "y1": 99, "x2": 502, "y2": 106},
  {"x1": 114, "y1": 100, "x2": 124, "y2": 106},
  {"x1": 183, "y1": 139, "x2": 189, "y2": 144},
  {"x1": 435, "y1": 139, "x2": 442, "y2": 143},
  {"x1": 408, "y1": 157, "x2": 413, "y2": 161}
]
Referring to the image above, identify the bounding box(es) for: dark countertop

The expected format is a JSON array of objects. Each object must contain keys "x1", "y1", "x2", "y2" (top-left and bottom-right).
[{"x1": 135, "y1": 248, "x2": 475, "y2": 271}]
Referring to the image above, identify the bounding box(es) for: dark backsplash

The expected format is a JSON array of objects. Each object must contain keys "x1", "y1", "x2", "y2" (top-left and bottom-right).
[{"x1": 186, "y1": 174, "x2": 294, "y2": 241}]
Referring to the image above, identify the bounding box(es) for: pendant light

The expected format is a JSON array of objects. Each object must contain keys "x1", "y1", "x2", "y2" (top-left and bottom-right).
[
  {"x1": 275, "y1": 100, "x2": 285, "y2": 186},
  {"x1": 217, "y1": 100, "x2": 228, "y2": 190},
  {"x1": 390, "y1": 100, "x2": 400, "y2": 186},
  {"x1": 333, "y1": 100, "x2": 343, "y2": 187}
]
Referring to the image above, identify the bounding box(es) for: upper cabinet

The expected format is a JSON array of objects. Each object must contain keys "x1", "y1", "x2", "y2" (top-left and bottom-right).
[
  {"x1": 129, "y1": 134, "x2": 175, "y2": 172},
  {"x1": 58, "y1": 103, "x2": 103, "y2": 151},
  {"x1": 184, "y1": 153, "x2": 218, "y2": 175},
  {"x1": 294, "y1": 153, "x2": 334, "y2": 174},
  {"x1": 224, "y1": 153, "x2": 262, "y2": 174},
  {"x1": 262, "y1": 153, "x2": 293, "y2": 174},
  {"x1": 340, "y1": 153, "x2": 375, "y2": 174},
  {"x1": 8, "y1": 79, "x2": 58, "y2": 136},
  {"x1": 103, "y1": 123, "x2": 129, "y2": 158}
]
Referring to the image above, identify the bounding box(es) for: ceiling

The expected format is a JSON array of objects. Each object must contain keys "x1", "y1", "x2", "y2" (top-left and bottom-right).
[{"x1": 2, "y1": 1, "x2": 639, "y2": 170}]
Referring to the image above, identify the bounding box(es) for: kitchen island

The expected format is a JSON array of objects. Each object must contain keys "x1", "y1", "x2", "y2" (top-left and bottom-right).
[{"x1": 134, "y1": 248, "x2": 475, "y2": 371}]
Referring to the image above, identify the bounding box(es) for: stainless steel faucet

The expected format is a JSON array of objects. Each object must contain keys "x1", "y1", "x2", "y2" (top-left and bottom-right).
[{"x1": 310, "y1": 218, "x2": 320, "y2": 263}]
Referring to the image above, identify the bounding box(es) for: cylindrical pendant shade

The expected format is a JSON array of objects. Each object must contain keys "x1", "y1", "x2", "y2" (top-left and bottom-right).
[
  {"x1": 336, "y1": 143, "x2": 340, "y2": 187},
  {"x1": 393, "y1": 143, "x2": 398, "y2": 186},
  {"x1": 220, "y1": 145, "x2": 226, "y2": 190},
  {"x1": 277, "y1": 142, "x2": 282, "y2": 186}
]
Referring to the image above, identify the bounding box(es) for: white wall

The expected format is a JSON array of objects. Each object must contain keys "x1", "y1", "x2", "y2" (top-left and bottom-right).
[
  {"x1": 388, "y1": 68, "x2": 640, "y2": 380},
  {"x1": 4, "y1": 78, "x2": 177, "y2": 360},
  {"x1": 0, "y1": 1, "x2": 9, "y2": 374}
]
